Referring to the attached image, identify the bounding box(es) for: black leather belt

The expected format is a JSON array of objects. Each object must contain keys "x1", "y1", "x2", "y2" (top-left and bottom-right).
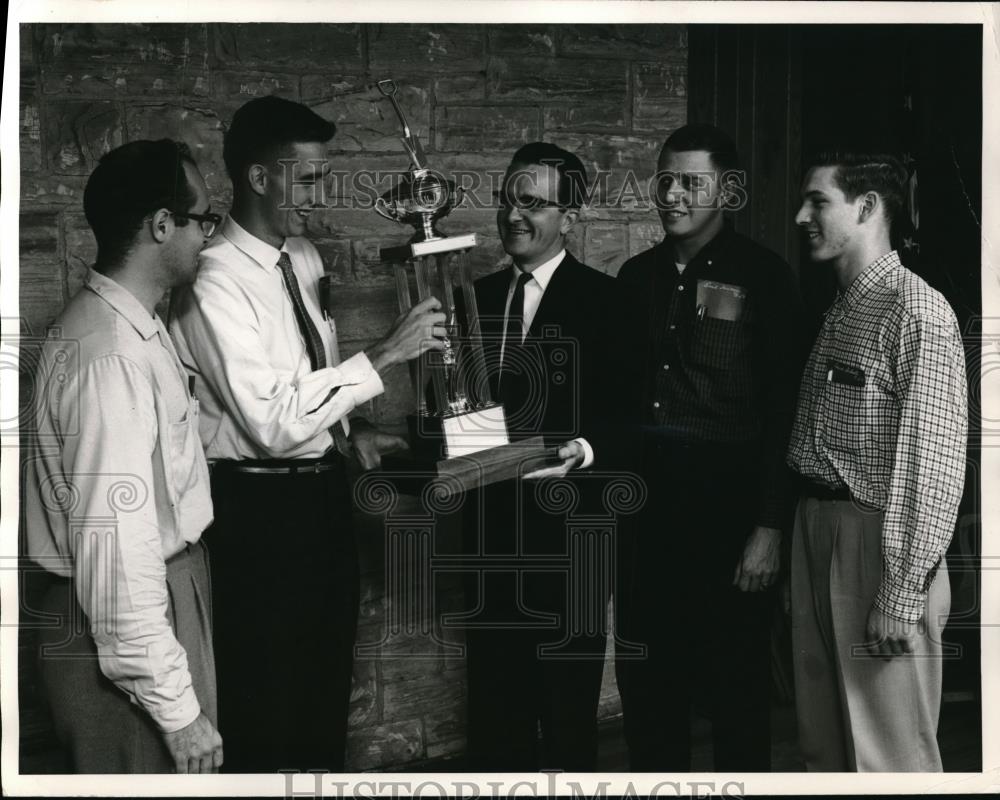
[
  {"x1": 212, "y1": 452, "x2": 345, "y2": 476},
  {"x1": 801, "y1": 479, "x2": 851, "y2": 501}
]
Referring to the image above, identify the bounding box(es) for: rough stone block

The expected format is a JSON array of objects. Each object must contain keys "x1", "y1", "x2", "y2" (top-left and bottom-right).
[
  {"x1": 433, "y1": 74, "x2": 487, "y2": 103},
  {"x1": 210, "y1": 23, "x2": 362, "y2": 71},
  {"x1": 584, "y1": 223, "x2": 629, "y2": 275},
  {"x1": 44, "y1": 101, "x2": 123, "y2": 176},
  {"x1": 488, "y1": 25, "x2": 557, "y2": 56},
  {"x1": 370, "y1": 367, "x2": 415, "y2": 429},
  {"x1": 487, "y1": 56, "x2": 626, "y2": 102},
  {"x1": 41, "y1": 61, "x2": 209, "y2": 98},
  {"x1": 435, "y1": 106, "x2": 540, "y2": 153},
  {"x1": 633, "y1": 64, "x2": 688, "y2": 133},
  {"x1": 556, "y1": 134, "x2": 662, "y2": 205},
  {"x1": 63, "y1": 213, "x2": 96, "y2": 299},
  {"x1": 212, "y1": 70, "x2": 298, "y2": 103},
  {"x1": 346, "y1": 718, "x2": 424, "y2": 770},
  {"x1": 123, "y1": 104, "x2": 227, "y2": 193},
  {"x1": 348, "y1": 657, "x2": 380, "y2": 728},
  {"x1": 543, "y1": 98, "x2": 627, "y2": 134},
  {"x1": 310, "y1": 238, "x2": 353, "y2": 284},
  {"x1": 328, "y1": 286, "x2": 399, "y2": 343},
  {"x1": 300, "y1": 74, "x2": 367, "y2": 105},
  {"x1": 20, "y1": 82, "x2": 42, "y2": 173},
  {"x1": 383, "y1": 671, "x2": 464, "y2": 720},
  {"x1": 20, "y1": 24, "x2": 34, "y2": 68},
  {"x1": 629, "y1": 220, "x2": 664, "y2": 258},
  {"x1": 368, "y1": 24, "x2": 485, "y2": 72},
  {"x1": 38, "y1": 23, "x2": 209, "y2": 67},
  {"x1": 310, "y1": 82, "x2": 431, "y2": 153},
  {"x1": 21, "y1": 175, "x2": 88, "y2": 206},
  {"x1": 557, "y1": 24, "x2": 687, "y2": 60}
]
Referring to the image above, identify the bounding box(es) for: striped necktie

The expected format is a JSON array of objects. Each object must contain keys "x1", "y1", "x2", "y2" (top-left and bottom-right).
[{"x1": 277, "y1": 251, "x2": 327, "y2": 371}]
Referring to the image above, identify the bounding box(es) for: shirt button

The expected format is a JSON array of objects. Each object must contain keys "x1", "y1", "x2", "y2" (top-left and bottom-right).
[
  {"x1": 707, "y1": 260, "x2": 713, "y2": 266},
  {"x1": 669, "y1": 324, "x2": 676, "y2": 331},
  {"x1": 653, "y1": 401, "x2": 661, "y2": 409},
  {"x1": 663, "y1": 364, "x2": 670, "y2": 371},
  {"x1": 677, "y1": 285, "x2": 685, "y2": 292}
]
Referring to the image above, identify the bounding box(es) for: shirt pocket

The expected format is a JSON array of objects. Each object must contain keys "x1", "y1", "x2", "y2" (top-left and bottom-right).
[
  {"x1": 167, "y1": 399, "x2": 205, "y2": 503},
  {"x1": 687, "y1": 316, "x2": 747, "y2": 371}
]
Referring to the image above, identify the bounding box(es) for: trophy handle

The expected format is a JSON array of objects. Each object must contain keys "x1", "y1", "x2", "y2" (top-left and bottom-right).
[{"x1": 374, "y1": 196, "x2": 399, "y2": 223}]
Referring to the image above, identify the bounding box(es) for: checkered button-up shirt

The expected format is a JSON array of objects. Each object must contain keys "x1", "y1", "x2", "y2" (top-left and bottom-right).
[{"x1": 787, "y1": 250, "x2": 968, "y2": 623}]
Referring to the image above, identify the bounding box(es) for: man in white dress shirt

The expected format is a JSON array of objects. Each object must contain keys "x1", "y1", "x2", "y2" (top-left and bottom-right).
[
  {"x1": 24, "y1": 139, "x2": 223, "y2": 773},
  {"x1": 169, "y1": 96, "x2": 444, "y2": 772}
]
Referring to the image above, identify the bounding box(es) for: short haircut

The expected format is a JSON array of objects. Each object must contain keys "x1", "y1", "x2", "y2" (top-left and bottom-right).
[
  {"x1": 807, "y1": 152, "x2": 908, "y2": 231},
  {"x1": 508, "y1": 141, "x2": 590, "y2": 210},
  {"x1": 83, "y1": 138, "x2": 198, "y2": 271},
  {"x1": 661, "y1": 123, "x2": 740, "y2": 173},
  {"x1": 223, "y1": 96, "x2": 336, "y2": 184}
]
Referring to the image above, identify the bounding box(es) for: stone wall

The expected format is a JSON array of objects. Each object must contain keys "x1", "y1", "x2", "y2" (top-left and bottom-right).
[{"x1": 18, "y1": 22, "x2": 687, "y2": 771}]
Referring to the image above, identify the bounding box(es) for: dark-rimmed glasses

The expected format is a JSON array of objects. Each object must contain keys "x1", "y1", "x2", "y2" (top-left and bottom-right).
[
  {"x1": 172, "y1": 211, "x2": 223, "y2": 238},
  {"x1": 493, "y1": 191, "x2": 566, "y2": 213}
]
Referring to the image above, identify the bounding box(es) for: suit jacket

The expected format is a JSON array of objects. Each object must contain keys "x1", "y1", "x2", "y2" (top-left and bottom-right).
[
  {"x1": 473, "y1": 252, "x2": 632, "y2": 462},
  {"x1": 461, "y1": 252, "x2": 637, "y2": 620}
]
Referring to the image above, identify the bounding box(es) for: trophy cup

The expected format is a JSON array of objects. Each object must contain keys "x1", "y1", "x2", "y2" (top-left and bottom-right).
[{"x1": 372, "y1": 78, "x2": 547, "y2": 494}]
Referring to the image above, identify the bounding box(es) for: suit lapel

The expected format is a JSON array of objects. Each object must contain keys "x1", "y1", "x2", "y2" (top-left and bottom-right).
[{"x1": 527, "y1": 253, "x2": 578, "y2": 339}]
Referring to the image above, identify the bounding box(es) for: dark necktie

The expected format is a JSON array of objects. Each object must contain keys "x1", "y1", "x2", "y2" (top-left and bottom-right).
[
  {"x1": 500, "y1": 271, "x2": 533, "y2": 387},
  {"x1": 277, "y1": 251, "x2": 327, "y2": 371}
]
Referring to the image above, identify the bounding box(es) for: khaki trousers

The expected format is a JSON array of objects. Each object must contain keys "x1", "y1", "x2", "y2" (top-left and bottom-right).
[
  {"x1": 37, "y1": 541, "x2": 216, "y2": 773},
  {"x1": 791, "y1": 497, "x2": 949, "y2": 772}
]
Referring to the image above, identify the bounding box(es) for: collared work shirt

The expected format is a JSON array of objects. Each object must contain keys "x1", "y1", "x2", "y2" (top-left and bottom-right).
[
  {"x1": 787, "y1": 250, "x2": 968, "y2": 623},
  {"x1": 24, "y1": 270, "x2": 213, "y2": 732},
  {"x1": 169, "y1": 217, "x2": 384, "y2": 460},
  {"x1": 617, "y1": 226, "x2": 807, "y2": 528}
]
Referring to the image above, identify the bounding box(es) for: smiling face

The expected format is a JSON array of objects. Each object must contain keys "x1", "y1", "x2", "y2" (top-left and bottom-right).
[
  {"x1": 795, "y1": 166, "x2": 861, "y2": 264},
  {"x1": 259, "y1": 140, "x2": 331, "y2": 246},
  {"x1": 496, "y1": 161, "x2": 577, "y2": 272},
  {"x1": 655, "y1": 148, "x2": 727, "y2": 251}
]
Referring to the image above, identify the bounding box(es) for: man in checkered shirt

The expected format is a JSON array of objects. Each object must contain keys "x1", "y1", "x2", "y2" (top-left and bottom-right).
[{"x1": 787, "y1": 152, "x2": 968, "y2": 771}]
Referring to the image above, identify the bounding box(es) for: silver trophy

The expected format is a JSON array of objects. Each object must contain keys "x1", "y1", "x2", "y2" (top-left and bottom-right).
[{"x1": 373, "y1": 78, "x2": 546, "y2": 493}]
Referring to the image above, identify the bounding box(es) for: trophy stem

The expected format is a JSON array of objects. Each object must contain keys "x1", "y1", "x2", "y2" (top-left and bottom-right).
[{"x1": 417, "y1": 215, "x2": 438, "y2": 243}]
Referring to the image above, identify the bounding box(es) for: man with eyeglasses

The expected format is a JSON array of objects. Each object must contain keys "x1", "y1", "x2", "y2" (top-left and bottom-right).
[
  {"x1": 613, "y1": 124, "x2": 807, "y2": 771},
  {"x1": 24, "y1": 139, "x2": 223, "y2": 773},
  {"x1": 460, "y1": 141, "x2": 632, "y2": 771},
  {"x1": 169, "y1": 96, "x2": 445, "y2": 772}
]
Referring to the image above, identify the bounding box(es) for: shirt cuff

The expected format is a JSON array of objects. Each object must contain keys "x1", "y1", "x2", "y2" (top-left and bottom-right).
[
  {"x1": 872, "y1": 580, "x2": 927, "y2": 624},
  {"x1": 573, "y1": 437, "x2": 594, "y2": 469},
  {"x1": 147, "y1": 686, "x2": 201, "y2": 733},
  {"x1": 340, "y1": 351, "x2": 385, "y2": 407}
]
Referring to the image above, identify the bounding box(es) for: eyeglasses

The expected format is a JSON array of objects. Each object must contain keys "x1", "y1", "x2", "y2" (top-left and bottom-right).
[
  {"x1": 172, "y1": 211, "x2": 222, "y2": 238},
  {"x1": 493, "y1": 191, "x2": 566, "y2": 212}
]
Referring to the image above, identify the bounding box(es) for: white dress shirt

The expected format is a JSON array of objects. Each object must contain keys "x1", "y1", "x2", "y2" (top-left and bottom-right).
[
  {"x1": 25, "y1": 270, "x2": 213, "y2": 732},
  {"x1": 502, "y1": 249, "x2": 594, "y2": 468},
  {"x1": 169, "y1": 217, "x2": 384, "y2": 460}
]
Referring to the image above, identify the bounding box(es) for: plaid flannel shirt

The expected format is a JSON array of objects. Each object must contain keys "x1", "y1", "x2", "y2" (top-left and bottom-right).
[{"x1": 787, "y1": 250, "x2": 968, "y2": 623}]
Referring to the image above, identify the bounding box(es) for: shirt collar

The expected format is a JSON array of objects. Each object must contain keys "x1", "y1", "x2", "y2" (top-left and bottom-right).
[
  {"x1": 512, "y1": 249, "x2": 566, "y2": 292},
  {"x1": 838, "y1": 250, "x2": 900, "y2": 309},
  {"x1": 84, "y1": 269, "x2": 159, "y2": 340},
  {"x1": 222, "y1": 216, "x2": 286, "y2": 272},
  {"x1": 660, "y1": 223, "x2": 735, "y2": 271}
]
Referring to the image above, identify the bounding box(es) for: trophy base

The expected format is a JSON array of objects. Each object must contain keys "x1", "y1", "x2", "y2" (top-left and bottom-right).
[{"x1": 380, "y1": 435, "x2": 552, "y2": 498}]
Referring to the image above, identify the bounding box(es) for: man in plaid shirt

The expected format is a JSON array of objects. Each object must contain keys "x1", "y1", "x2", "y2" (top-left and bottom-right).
[{"x1": 787, "y1": 152, "x2": 968, "y2": 771}]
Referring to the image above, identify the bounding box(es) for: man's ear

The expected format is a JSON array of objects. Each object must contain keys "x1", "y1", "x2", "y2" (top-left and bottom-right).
[
  {"x1": 560, "y1": 208, "x2": 580, "y2": 234},
  {"x1": 858, "y1": 191, "x2": 879, "y2": 224},
  {"x1": 150, "y1": 208, "x2": 173, "y2": 244},
  {"x1": 247, "y1": 163, "x2": 268, "y2": 197}
]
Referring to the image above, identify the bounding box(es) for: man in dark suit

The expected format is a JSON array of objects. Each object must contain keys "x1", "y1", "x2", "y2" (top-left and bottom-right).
[{"x1": 460, "y1": 142, "x2": 630, "y2": 772}]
